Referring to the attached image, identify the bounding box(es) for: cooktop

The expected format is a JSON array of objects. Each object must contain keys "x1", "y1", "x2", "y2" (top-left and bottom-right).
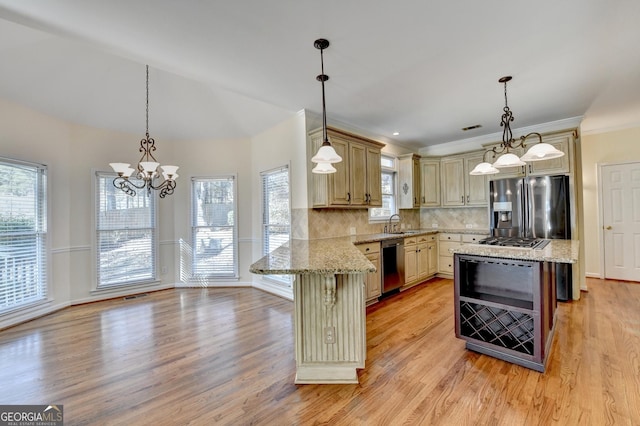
[{"x1": 478, "y1": 236, "x2": 550, "y2": 250}]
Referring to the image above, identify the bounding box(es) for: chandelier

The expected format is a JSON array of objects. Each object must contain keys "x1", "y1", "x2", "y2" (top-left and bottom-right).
[
  {"x1": 109, "y1": 65, "x2": 179, "y2": 197},
  {"x1": 310, "y1": 38, "x2": 342, "y2": 174},
  {"x1": 470, "y1": 76, "x2": 564, "y2": 175}
]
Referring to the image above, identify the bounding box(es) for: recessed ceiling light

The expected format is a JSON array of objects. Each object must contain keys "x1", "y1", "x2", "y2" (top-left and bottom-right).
[
  {"x1": 462, "y1": 124, "x2": 482, "y2": 131},
  {"x1": 392, "y1": 131, "x2": 400, "y2": 136}
]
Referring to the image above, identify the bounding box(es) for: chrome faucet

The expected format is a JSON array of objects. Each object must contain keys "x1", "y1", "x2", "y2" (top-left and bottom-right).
[{"x1": 387, "y1": 214, "x2": 401, "y2": 233}]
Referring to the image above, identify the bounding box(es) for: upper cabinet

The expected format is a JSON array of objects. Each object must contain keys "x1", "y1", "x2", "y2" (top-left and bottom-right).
[
  {"x1": 441, "y1": 152, "x2": 489, "y2": 207},
  {"x1": 485, "y1": 130, "x2": 575, "y2": 179},
  {"x1": 310, "y1": 127, "x2": 384, "y2": 208},
  {"x1": 398, "y1": 154, "x2": 421, "y2": 209},
  {"x1": 420, "y1": 159, "x2": 440, "y2": 207}
]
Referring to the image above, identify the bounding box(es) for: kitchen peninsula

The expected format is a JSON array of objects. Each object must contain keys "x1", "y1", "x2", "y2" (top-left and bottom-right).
[
  {"x1": 250, "y1": 237, "x2": 375, "y2": 384},
  {"x1": 450, "y1": 240, "x2": 579, "y2": 372}
]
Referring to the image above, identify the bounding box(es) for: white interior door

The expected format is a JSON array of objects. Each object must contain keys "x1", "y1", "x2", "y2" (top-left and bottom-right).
[{"x1": 601, "y1": 162, "x2": 640, "y2": 281}]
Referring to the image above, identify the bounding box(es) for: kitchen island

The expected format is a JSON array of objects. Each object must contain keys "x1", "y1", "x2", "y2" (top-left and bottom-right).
[
  {"x1": 450, "y1": 240, "x2": 579, "y2": 372},
  {"x1": 250, "y1": 237, "x2": 375, "y2": 384}
]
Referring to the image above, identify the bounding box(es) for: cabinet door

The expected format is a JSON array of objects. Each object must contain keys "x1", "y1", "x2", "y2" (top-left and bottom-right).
[
  {"x1": 441, "y1": 158, "x2": 465, "y2": 206},
  {"x1": 417, "y1": 242, "x2": 430, "y2": 280},
  {"x1": 427, "y1": 241, "x2": 438, "y2": 276},
  {"x1": 421, "y1": 160, "x2": 440, "y2": 207},
  {"x1": 327, "y1": 137, "x2": 350, "y2": 206},
  {"x1": 366, "y1": 147, "x2": 382, "y2": 207},
  {"x1": 412, "y1": 158, "x2": 421, "y2": 207},
  {"x1": 464, "y1": 153, "x2": 489, "y2": 206},
  {"x1": 365, "y1": 252, "x2": 381, "y2": 300},
  {"x1": 404, "y1": 245, "x2": 418, "y2": 284},
  {"x1": 349, "y1": 142, "x2": 368, "y2": 205},
  {"x1": 527, "y1": 134, "x2": 571, "y2": 175}
]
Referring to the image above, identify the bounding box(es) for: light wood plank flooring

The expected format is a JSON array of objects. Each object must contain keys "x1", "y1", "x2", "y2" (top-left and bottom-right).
[{"x1": 1, "y1": 277, "x2": 639, "y2": 425}]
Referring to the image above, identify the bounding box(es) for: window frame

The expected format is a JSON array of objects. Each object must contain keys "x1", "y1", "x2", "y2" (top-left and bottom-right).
[
  {"x1": 260, "y1": 165, "x2": 292, "y2": 287},
  {"x1": 0, "y1": 157, "x2": 48, "y2": 314},
  {"x1": 190, "y1": 175, "x2": 239, "y2": 280},
  {"x1": 369, "y1": 154, "x2": 398, "y2": 222},
  {"x1": 94, "y1": 171, "x2": 158, "y2": 290}
]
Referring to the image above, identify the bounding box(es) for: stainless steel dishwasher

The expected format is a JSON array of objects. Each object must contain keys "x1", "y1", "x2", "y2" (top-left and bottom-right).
[{"x1": 381, "y1": 238, "x2": 405, "y2": 293}]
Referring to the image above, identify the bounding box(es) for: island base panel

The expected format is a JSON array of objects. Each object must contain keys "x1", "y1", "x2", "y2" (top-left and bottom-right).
[
  {"x1": 294, "y1": 273, "x2": 366, "y2": 384},
  {"x1": 465, "y1": 341, "x2": 547, "y2": 373}
]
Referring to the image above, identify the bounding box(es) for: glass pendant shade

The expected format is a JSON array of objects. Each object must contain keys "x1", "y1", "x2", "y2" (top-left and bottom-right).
[
  {"x1": 140, "y1": 161, "x2": 160, "y2": 175},
  {"x1": 109, "y1": 163, "x2": 131, "y2": 175},
  {"x1": 161, "y1": 165, "x2": 179, "y2": 178},
  {"x1": 520, "y1": 143, "x2": 564, "y2": 161},
  {"x1": 312, "y1": 161, "x2": 337, "y2": 174},
  {"x1": 469, "y1": 162, "x2": 500, "y2": 175},
  {"x1": 493, "y1": 152, "x2": 526, "y2": 168},
  {"x1": 311, "y1": 144, "x2": 342, "y2": 164}
]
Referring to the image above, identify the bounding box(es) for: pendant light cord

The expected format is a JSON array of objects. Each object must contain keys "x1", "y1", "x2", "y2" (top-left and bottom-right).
[{"x1": 146, "y1": 65, "x2": 150, "y2": 137}]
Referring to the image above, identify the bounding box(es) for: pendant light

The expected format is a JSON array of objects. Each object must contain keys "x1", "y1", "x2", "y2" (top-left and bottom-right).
[
  {"x1": 311, "y1": 38, "x2": 342, "y2": 174},
  {"x1": 470, "y1": 76, "x2": 564, "y2": 175},
  {"x1": 109, "y1": 65, "x2": 179, "y2": 197}
]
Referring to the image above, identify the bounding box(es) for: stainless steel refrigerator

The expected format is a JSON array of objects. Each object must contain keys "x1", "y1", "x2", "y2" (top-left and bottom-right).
[{"x1": 489, "y1": 174, "x2": 572, "y2": 299}]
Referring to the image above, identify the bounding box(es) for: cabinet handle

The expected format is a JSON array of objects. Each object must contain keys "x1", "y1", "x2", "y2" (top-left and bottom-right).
[
  {"x1": 529, "y1": 164, "x2": 532, "y2": 174},
  {"x1": 414, "y1": 197, "x2": 417, "y2": 204},
  {"x1": 467, "y1": 195, "x2": 469, "y2": 203},
  {"x1": 347, "y1": 192, "x2": 351, "y2": 202},
  {"x1": 422, "y1": 196, "x2": 425, "y2": 203},
  {"x1": 461, "y1": 195, "x2": 464, "y2": 203}
]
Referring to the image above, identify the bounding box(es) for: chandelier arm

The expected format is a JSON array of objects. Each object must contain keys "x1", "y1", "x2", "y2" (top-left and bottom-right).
[{"x1": 519, "y1": 132, "x2": 543, "y2": 149}]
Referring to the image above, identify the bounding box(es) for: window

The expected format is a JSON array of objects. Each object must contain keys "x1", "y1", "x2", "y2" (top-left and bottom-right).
[
  {"x1": 0, "y1": 158, "x2": 47, "y2": 313},
  {"x1": 261, "y1": 166, "x2": 291, "y2": 286},
  {"x1": 370, "y1": 155, "x2": 397, "y2": 220},
  {"x1": 191, "y1": 176, "x2": 238, "y2": 279},
  {"x1": 96, "y1": 172, "x2": 156, "y2": 288}
]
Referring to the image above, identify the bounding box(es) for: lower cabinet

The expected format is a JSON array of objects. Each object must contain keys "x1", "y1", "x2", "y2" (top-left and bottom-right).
[
  {"x1": 438, "y1": 232, "x2": 488, "y2": 277},
  {"x1": 357, "y1": 242, "x2": 381, "y2": 304},
  {"x1": 404, "y1": 234, "x2": 438, "y2": 287}
]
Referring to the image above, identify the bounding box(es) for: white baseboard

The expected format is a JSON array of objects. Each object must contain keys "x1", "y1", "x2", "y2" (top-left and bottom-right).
[
  {"x1": 0, "y1": 300, "x2": 70, "y2": 330},
  {"x1": 585, "y1": 272, "x2": 602, "y2": 279}
]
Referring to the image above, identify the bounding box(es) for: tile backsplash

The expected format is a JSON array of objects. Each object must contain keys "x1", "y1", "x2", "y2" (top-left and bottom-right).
[
  {"x1": 291, "y1": 207, "x2": 489, "y2": 240},
  {"x1": 420, "y1": 207, "x2": 489, "y2": 230}
]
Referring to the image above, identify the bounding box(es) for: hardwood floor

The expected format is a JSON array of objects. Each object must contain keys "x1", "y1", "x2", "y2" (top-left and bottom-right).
[{"x1": 1, "y1": 278, "x2": 639, "y2": 425}]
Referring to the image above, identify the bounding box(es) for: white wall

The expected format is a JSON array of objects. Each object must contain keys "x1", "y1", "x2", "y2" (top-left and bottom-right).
[{"x1": 580, "y1": 125, "x2": 640, "y2": 277}]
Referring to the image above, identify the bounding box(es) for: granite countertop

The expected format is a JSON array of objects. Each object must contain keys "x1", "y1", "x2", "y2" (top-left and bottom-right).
[
  {"x1": 352, "y1": 228, "x2": 489, "y2": 245},
  {"x1": 250, "y1": 228, "x2": 493, "y2": 276},
  {"x1": 450, "y1": 240, "x2": 579, "y2": 264},
  {"x1": 250, "y1": 237, "x2": 376, "y2": 275}
]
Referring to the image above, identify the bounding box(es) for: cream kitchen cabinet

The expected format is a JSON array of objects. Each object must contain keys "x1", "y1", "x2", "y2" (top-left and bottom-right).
[
  {"x1": 310, "y1": 127, "x2": 384, "y2": 208},
  {"x1": 420, "y1": 159, "x2": 440, "y2": 207},
  {"x1": 485, "y1": 130, "x2": 575, "y2": 179},
  {"x1": 404, "y1": 233, "x2": 437, "y2": 287},
  {"x1": 438, "y1": 232, "x2": 488, "y2": 277},
  {"x1": 357, "y1": 242, "x2": 381, "y2": 304},
  {"x1": 398, "y1": 154, "x2": 421, "y2": 209},
  {"x1": 441, "y1": 152, "x2": 489, "y2": 207}
]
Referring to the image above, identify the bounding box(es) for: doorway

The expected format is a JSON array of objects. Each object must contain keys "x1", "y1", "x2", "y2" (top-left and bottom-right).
[{"x1": 600, "y1": 161, "x2": 640, "y2": 281}]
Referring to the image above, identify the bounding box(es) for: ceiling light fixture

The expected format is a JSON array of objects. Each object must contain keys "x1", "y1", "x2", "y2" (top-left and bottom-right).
[
  {"x1": 109, "y1": 65, "x2": 179, "y2": 197},
  {"x1": 311, "y1": 38, "x2": 342, "y2": 174},
  {"x1": 470, "y1": 76, "x2": 564, "y2": 176}
]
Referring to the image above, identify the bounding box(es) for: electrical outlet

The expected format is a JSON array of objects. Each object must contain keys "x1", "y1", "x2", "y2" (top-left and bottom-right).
[
  {"x1": 465, "y1": 224, "x2": 473, "y2": 229},
  {"x1": 432, "y1": 223, "x2": 439, "y2": 228},
  {"x1": 349, "y1": 227, "x2": 356, "y2": 235},
  {"x1": 324, "y1": 326, "x2": 336, "y2": 344},
  {"x1": 161, "y1": 266, "x2": 168, "y2": 275}
]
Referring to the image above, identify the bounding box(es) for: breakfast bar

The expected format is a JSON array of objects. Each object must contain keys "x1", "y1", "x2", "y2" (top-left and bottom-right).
[{"x1": 250, "y1": 238, "x2": 375, "y2": 384}]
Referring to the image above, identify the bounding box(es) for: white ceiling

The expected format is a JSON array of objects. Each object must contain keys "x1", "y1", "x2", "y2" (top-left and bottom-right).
[{"x1": 0, "y1": 1, "x2": 638, "y2": 151}]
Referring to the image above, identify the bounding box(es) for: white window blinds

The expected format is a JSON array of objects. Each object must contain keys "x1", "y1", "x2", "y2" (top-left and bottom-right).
[
  {"x1": 0, "y1": 158, "x2": 47, "y2": 313},
  {"x1": 191, "y1": 176, "x2": 238, "y2": 278},
  {"x1": 261, "y1": 166, "x2": 291, "y2": 286},
  {"x1": 96, "y1": 172, "x2": 156, "y2": 287}
]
